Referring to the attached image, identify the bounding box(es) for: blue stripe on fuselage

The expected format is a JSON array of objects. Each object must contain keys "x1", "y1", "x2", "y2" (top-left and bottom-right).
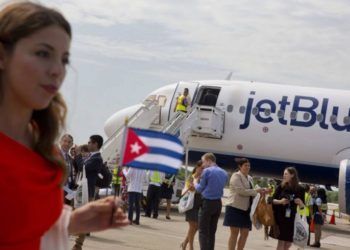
[{"x1": 188, "y1": 151, "x2": 338, "y2": 185}]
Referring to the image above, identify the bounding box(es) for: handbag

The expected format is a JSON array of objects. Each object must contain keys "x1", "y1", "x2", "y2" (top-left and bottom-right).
[
  {"x1": 254, "y1": 194, "x2": 275, "y2": 239},
  {"x1": 293, "y1": 214, "x2": 309, "y2": 248},
  {"x1": 178, "y1": 190, "x2": 195, "y2": 213},
  {"x1": 250, "y1": 193, "x2": 262, "y2": 229},
  {"x1": 74, "y1": 165, "x2": 89, "y2": 208},
  {"x1": 256, "y1": 195, "x2": 275, "y2": 227}
]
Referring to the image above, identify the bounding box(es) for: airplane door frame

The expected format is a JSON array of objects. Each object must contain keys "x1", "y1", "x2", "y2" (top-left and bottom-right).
[{"x1": 167, "y1": 82, "x2": 200, "y2": 121}]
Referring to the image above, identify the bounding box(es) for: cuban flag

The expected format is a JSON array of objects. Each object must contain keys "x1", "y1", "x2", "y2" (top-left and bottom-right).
[{"x1": 121, "y1": 128, "x2": 184, "y2": 174}]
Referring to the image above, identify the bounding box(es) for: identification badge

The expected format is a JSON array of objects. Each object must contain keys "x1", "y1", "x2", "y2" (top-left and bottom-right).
[{"x1": 285, "y1": 207, "x2": 291, "y2": 218}]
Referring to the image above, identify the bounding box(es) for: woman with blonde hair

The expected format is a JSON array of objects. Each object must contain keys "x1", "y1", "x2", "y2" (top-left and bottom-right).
[
  {"x1": 180, "y1": 160, "x2": 204, "y2": 250},
  {"x1": 0, "y1": 2, "x2": 128, "y2": 249}
]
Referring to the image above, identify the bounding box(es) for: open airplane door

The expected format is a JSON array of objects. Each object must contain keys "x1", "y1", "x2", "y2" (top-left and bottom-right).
[
  {"x1": 339, "y1": 159, "x2": 350, "y2": 215},
  {"x1": 169, "y1": 81, "x2": 199, "y2": 120}
]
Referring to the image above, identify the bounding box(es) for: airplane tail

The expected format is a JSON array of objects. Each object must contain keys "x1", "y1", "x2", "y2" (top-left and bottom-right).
[{"x1": 225, "y1": 72, "x2": 233, "y2": 80}]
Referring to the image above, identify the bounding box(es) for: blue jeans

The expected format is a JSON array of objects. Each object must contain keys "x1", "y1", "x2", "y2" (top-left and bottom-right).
[{"x1": 128, "y1": 192, "x2": 141, "y2": 223}]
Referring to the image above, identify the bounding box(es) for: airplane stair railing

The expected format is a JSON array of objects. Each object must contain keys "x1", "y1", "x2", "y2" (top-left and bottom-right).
[
  {"x1": 190, "y1": 105, "x2": 225, "y2": 139},
  {"x1": 161, "y1": 111, "x2": 188, "y2": 135},
  {"x1": 101, "y1": 100, "x2": 160, "y2": 162}
]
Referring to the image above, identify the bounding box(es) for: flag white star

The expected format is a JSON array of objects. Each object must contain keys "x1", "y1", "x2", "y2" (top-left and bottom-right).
[{"x1": 130, "y1": 142, "x2": 142, "y2": 154}]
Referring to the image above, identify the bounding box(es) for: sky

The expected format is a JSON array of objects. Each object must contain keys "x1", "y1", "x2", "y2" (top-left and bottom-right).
[{"x1": 3, "y1": 0, "x2": 349, "y2": 144}]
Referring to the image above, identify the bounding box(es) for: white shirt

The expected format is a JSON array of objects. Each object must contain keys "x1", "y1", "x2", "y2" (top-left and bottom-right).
[
  {"x1": 123, "y1": 167, "x2": 147, "y2": 193},
  {"x1": 40, "y1": 205, "x2": 71, "y2": 250},
  {"x1": 310, "y1": 197, "x2": 322, "y2": 206}
]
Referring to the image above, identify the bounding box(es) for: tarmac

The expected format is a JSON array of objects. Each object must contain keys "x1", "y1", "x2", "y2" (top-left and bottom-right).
[{"x1": 69, "y1": 205, "x2": 350, "y2": 250}]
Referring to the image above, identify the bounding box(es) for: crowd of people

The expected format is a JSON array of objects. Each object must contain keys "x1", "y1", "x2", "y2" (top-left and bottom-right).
[
  {"x1": 58, "y1": 134, "x2": 330, "y2": 250},
  {"x1": 60, "y1": 136, "x2": 329, "y2": 250},
  {"x1": 0, "y1": 1, "x2": 330, "y2": 250}
]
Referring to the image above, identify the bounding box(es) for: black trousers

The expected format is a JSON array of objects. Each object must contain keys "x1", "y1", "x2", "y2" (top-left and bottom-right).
[
  {"x1": 145, "y1": 184, "x2": 161, "y2": 218},
  {"x1": 128, "y1": 192, "x2": 141, "y2": 223},
  {"x1": 198, "y1": 199, "x2": 222, "y2": 250}
]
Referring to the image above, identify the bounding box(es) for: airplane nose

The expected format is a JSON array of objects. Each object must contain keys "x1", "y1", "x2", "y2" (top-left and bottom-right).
[{"x1": 104, "y1": 104, "x2": 142, "y2": 137}]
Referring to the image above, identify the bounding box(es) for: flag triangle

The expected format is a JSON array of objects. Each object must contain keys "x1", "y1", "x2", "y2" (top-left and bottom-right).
[{"x1": 122, "y1": 128, "x2": 149, "y2": 165}]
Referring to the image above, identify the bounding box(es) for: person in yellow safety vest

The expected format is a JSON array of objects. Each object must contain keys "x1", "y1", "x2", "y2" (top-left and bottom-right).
[
  {"x1": 297, "y1": 184, "x2": 313, "y2": 246},
  {"x1": 144, "y1": 170, "x2": 165, "y2": 219},
  {"x1": 268, "y1": 180, "x2": 276, "y2": 196},
  {"x1": 112, "y1": 166, "x2": 123, "y2": 196},
  {"x1": 174, "y1": 88, "x2": 189, "y2": 113}
]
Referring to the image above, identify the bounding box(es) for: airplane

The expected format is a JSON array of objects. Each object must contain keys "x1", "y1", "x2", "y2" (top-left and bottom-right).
[{"x1": 101, "y1": 80, "x2": 350, "y2": 214}]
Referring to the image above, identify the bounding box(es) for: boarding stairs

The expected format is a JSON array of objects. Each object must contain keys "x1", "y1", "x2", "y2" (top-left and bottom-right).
[
  {"x1": 101, "y1": 102, "x2": 225, "y2": 163},
  {"x1": 101, "y1": 99, "x2": 160, "y2": 162},
  {"x1": 161, "y1": 104, "x2": 225, "y2": 143},
  {"x1": 189, "y1": 105, "x2": 225, "y2": 139}
]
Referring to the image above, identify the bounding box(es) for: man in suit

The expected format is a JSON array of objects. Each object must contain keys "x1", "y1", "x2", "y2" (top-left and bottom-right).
[
  {"x1": 72, "y1": 135, "x2": 104, "y2": 250},
  {"x1": 59, "y1": 134, "x2": 75, "y2": 205},
  {"x1": 85, "y1": 134, "x2": 104, "y2": 200}
]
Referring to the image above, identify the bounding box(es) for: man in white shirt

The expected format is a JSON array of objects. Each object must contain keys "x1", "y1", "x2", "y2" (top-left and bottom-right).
[{"x1": 123, "y1": 167, "x2": 147, "y2": 225}]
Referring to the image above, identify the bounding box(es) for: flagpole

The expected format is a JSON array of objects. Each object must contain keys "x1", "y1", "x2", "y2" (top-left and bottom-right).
[
  {"x1": 118, "y1": 116, "x2": 129, "y2": 171},
  {"x1": 111, "y1": 116, "x2": 129, "y2": 225},
  {"x1": 185, "y1": 144, "x2": 189, "y2": 181}
]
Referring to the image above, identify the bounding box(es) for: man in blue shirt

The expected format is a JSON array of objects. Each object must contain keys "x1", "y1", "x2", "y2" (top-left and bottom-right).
[{"x1": 192, "y1": 153, "x2": 228, "y2": 250}]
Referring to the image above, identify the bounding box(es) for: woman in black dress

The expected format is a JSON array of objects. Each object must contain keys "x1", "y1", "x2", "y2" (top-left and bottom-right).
[{"x1": 272, "y1": 167, "x2": 305, "y2": 250}]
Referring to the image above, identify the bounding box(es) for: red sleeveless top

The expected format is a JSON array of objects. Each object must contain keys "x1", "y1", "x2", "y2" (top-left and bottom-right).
[{"x1": 0, "y1": 132, "x2": 63, "y2": 250}]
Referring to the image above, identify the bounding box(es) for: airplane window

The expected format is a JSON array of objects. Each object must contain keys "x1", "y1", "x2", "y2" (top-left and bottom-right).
[
  {"x1": 264, "y1": 109, "x2": 271, "y2": 116},
  {"x1": 316, "y1": 113, "x2": 324, "y2": 122},
  {"x1": 145, "y1": 95, "x2": 156, "y2": 101},
  {"x1": 303, "y1": 113, "x2": 310, "y2": 121},
  {"x1": 330, "y1": 115, "x2": 337, "y2": 124},
  {"x1": 277, "y1": 110, "x2": 285, "y2": 118},
  {"x1": 239, "y1": 106, "x2": 246, "y2": 114},
  {"x1": 344, "y1": 116, "x2": 350, "y2": 125},
  {"x1": 290, "y1": 111, "x2": 297, "y2": 120},
  {"x1": 157, "y1": 95, "x2": 167, "y2": 107},
  {"x1": 252, "y1": 107, "x2": 258, "y2": 116},
  {"x1": 227, "y1": 105, "x2": 233, "y2": 113}
]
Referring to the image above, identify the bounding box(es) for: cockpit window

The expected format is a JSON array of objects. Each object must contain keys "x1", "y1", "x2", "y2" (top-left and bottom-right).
[
  {"x1": 145, "y1": 95, "x2": 156, "y2": 102},
  {"x1": 158, "y1": 95, "x2": 167, "y2": 107}
]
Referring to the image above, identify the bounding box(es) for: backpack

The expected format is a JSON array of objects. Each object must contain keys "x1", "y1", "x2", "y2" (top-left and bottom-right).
[{"x1": 96, "y1": 162, "x2": 112, "y2": 188}]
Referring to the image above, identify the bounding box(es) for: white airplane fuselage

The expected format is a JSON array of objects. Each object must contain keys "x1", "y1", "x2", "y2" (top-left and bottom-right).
[{"x1": 104, "y1": 80, "x2": 350, "y2": 185}]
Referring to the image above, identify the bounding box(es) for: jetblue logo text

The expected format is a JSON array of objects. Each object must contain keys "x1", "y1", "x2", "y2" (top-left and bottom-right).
[{"x1": 239, "y1": 92, "x2": 350, "y2": 132}]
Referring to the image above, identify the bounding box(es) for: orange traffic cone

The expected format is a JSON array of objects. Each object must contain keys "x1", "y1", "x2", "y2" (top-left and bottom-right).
[{"x1": 329, "y1": 210, "x2": 336, "y2": 225}]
